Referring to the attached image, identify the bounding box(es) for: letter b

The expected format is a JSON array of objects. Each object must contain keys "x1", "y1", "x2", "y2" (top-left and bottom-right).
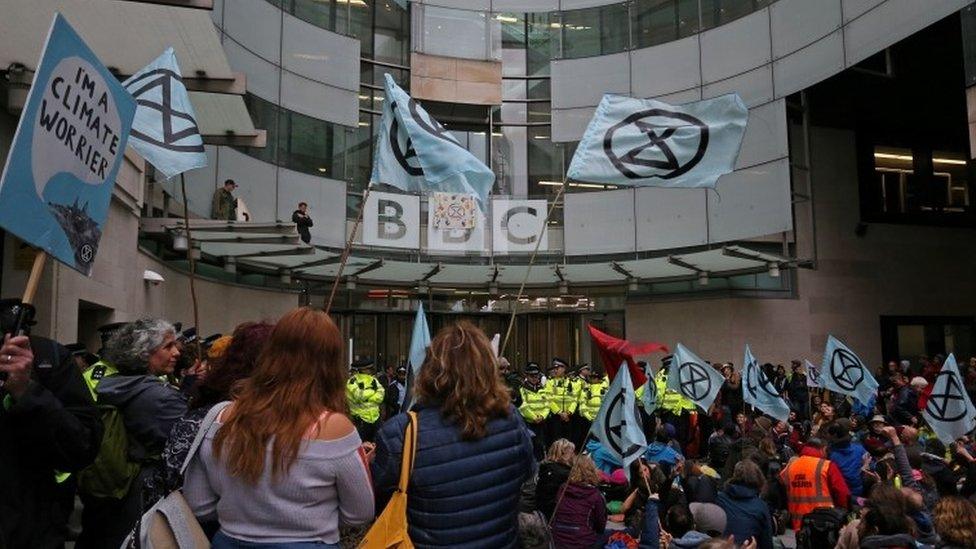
[{"x1": 377, "y1": 199, "x2": 406, "y2": 240}]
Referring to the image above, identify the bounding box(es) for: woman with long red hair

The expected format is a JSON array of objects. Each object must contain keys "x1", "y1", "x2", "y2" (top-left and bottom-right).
[
  {"x1": 371, "y1": 320, "x2": 534, "y2": 548},
  {"x1": 184, "y1": 308, "x2": 373, "y2": 548}
]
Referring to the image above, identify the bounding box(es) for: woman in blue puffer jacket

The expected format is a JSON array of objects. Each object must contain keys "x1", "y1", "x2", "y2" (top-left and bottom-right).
[{"x1": 372, "y1": 321, "x2": 535, "y2": 549}]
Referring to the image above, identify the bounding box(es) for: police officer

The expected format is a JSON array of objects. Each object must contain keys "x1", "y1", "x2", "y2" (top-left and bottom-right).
[
  {"x1": 519, "y1": 363, "x2": 549, "y2": 460},
  {"x1": 81, "y1": 322, "x2": 129, "y2": 400},
  {"x1": 346, "y1": 358, "x2": 385, "y2": 442},
  {"x1": 383, "y1": 365, "x2": 408, "y2": 418},
  {"x1": 577, "y1": 368, "x2": 608, "y2": 444},
  {"x1": 570, "y1": 363, "x2": 592, "y2": 445},
  {"x1": 544, "y1": 358, "x2": 577, "y2": 444}
]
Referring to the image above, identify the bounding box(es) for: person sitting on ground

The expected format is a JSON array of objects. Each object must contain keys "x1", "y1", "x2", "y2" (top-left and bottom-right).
[
  {"x1": 371, "y1": 321, "x2": 534, "y2": 549},
  {"x1": 183, "y1": 308, "x2": 374, "y2": 546},
  {"x1": 826, "y1": 418, "x2": 868, "y2": 498},
  {"x1": 646, "y1": 424, "x2": 684, "y2": 472},
  {"x1": 536, "y1": 438, "x2": 575, "y2": 519},
  {"x1": 661, "y1": 504, "x2": 712, "y2": 549},
  {"x1": 549, "y1": 455, "x2": 608, "y2": 549},
  {"x1": 716, "y1": 459, "x2": 773, "y2": 549}
]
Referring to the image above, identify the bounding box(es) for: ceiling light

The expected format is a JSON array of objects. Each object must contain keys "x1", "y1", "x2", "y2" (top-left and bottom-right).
[
  {"x1": 533, "y1": 135, "x2": 550, "y2": 140},
  {"x1": 495, "y1": 15, "x2": 518, "y2": 23},
  {"x1": 317, "y1": 167, "x2": 327, "y2": 173},
  {"x1": 697, "y1": 271, "x2": 709, "y2": 286},
  {"x1": 933, "y1": 157, "x2": 966, "y2": 165},
  {"x1": 346, "y1": 277, "x2": 357, "y2": 290},
  {"x1": 358, "y1": 94, "x2": 369, "y2": 100},
  {"x1": 768, "y1": 263, "x2": 780, "y2": 278},
  {"x1": 358, "y1": 121, "x2": 369, "y2": 127},
  {"x1": 873, "y1": 152, "x2": 913, "y2": 162}
]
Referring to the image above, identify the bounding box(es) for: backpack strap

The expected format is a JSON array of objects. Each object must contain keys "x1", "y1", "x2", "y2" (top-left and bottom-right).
[{"x1": 180, "y1": 401, "x2": 231, "y2": 476}]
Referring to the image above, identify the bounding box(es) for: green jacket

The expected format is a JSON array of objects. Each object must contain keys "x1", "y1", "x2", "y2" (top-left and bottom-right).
[
  {"x1": 82, "y1": 360, "x2": 118, "y2": 402},
  {"x1": 211, "y1": 188, "x2": 236, "y2": 220},
  {"x1": 346, "y1": 373, "x2": 384, "y2": 423}
]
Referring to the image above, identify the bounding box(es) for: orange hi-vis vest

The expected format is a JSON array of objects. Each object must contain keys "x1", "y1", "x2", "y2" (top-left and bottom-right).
[{"x1": 781, "y1": 455, "x2": 834, "y2": 530}]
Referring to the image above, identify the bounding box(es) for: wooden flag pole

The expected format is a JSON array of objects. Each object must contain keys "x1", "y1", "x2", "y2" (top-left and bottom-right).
[
  {"x1": 500, "y1": 183, "x2": 566, "y2": 358},
  {"x1": 180, "y1": 175, "x2": 203, "y2": 359},
  {"x1": 325, "y1": 187, "x2": 371, "y2": 316}
]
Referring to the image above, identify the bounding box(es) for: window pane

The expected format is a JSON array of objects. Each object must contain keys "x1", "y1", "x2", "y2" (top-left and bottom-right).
[
  {"x1": 289, "y1": 0, "x2": 344, "y2": 33},
  {"x1": 676, "y1": 0, "x2": 700, "y2": 38},
  {"x1": 526, "y1": 12, "x2": 554, "y2": 76},
  {"x1": 559, "y1": 7, "x2": 598, "y2": 58},
  {"x1": 635, "y1": 0, "x2": 678, "y2": 48},
  {"x1": 873, "y1": 146, "x2": 914, "y2": 214},
  {"x1": 702, "y1": 0, "x2": 758, "y2": 30},
  {"x1": 374, "y1": 1, "x2": 410, "y2": 66},
  {"x1": 421, "y1": 6, "x2": 490, "y2": 60},
  {"x1": 349, "y1": 0, "x2": 373, "y2": 58},
  {"x1": 237, "y1": 94, "x2": 279, "y2": 164},
  {"x1": 933, "y1": 150, "x2": 970, "y2": 211},
  {"x1": 499, "y1": 12, "x2": 525, "y2": 48},
  {"x1": 526, "y1": 78, "x2": 550, "y2": 100}
]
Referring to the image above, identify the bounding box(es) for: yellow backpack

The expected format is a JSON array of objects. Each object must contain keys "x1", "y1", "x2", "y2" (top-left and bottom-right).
[{"x1": 359, "y1": 411, "x2": 418, "y2": 549}]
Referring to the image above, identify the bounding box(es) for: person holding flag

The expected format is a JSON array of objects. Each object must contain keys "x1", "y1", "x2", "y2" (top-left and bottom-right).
[{"x1": 742, "y1": 345, "x2": 791, "y2": 423}]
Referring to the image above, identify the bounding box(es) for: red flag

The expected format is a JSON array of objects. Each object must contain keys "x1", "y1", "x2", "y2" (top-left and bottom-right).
[{"x1": 587, "y1": 324, "x2": 668, "y2": 387}]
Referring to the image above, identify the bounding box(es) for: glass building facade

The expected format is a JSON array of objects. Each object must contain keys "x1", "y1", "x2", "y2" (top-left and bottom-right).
[{"x1": 224, "y1": 0, "x2": 777, "y2": 210}]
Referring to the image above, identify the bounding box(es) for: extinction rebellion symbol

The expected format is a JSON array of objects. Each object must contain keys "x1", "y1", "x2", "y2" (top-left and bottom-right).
[
  {"x1": 389, "y1": 98, "x2": 462, "y2": 176},
  {"x1": 829, "y1": 348, "x2": 864, "y2": 392},
  {"x1": 746, "y1": 361, "x2": 780, "y2": 400},
  {"x1": 602, "y1": 109, "x2": 709, "y2": 180},
  {"x1": 678, "y1": 362, "x2": 712, "y2": 401},
  {"x1": 926, "y1": 371, "x2": 967, "y2": 422},
  {"x1": 602, "y1": 391, "x2": 643, "y2": 459},
  {"x1": 123, "y1": 69, "x2": 204, "y2": 153}
]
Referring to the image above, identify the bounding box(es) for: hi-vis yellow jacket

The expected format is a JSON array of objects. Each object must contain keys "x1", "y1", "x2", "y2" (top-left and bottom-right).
[
  {"x1": 519, "y1": 382, "x2": 550, "y2": 422},
  {"x1": 656, "y1": 369, "x2": 695, "y2": 414},
  {"x1": 346, "y1": 373, "x2": 385, "y2": 424},
  {"x1": 544, "y1": 376, "x2": 580, "y2": 415},
  {"x1": 578, "y1": 378, "x2": 609, "y2": 421}
]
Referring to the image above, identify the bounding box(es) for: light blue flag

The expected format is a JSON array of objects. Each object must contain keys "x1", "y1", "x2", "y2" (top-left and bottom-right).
[
  {"x1": 122, "y1": 48, "x2": 207, "y2": 179},
  {"x1": 641, "y1": 375, "x2": 658, "y2": 414},
  {"x1": 567, "y1": 93, "x2": 747, "y2": 188},
  {"x1": 742, "y1": 345, "x2": 790, "y2": 422},
  {"x1": 0, "y1": 14, "x2": 136, "y2": 276},
  {"x1": 819, "y1": 335, "x2": 879, "y2": 405},
  {"x1": 589, "y1": 362, "x2": 647, "y2": 477},
  {"x1": 372, "y1": 74, "x2": 495, "y2": 210},
  {"x1": 922, "y1": 354, "x2": 976, "y2": 444},
  {"x1": 408, "y1": 302, "x2": 431, "y2": 376},
  {"x1": 667, "y1": 343, "x2": 724, "y2": 412},
  {"x1": 401, "y1": 303, "x2": 431, "y2": 412}
]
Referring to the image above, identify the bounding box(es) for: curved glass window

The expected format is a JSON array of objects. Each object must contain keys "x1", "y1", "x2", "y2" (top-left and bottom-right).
[{"x1": 559, "y1": 3, "x2": 631, "y2": 59}]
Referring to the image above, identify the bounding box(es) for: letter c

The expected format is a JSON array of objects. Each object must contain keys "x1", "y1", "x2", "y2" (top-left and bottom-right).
[{"x1": 501, "y1": 206, "x2": 539, "y2": 246}]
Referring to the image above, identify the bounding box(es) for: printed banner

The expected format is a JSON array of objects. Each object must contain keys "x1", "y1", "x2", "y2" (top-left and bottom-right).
[
  {"x1": 568, "y1": 93, "x2": 747, "y2": 189},
  {"x1": 0, "y1": 14, "x2": 136, "y2": 275},
  {"x1": 590, "y1": 361, "x2": 647, "y2": 477},
  {"x1": 667, "y1": 343, "x2": 724, "y2": 412},
  {"x1": 430, "y1": 192, "x2": 476, "y2": 229},
  {"x1": 742, "y1": 345, "x2": 790, "y2": 422}
]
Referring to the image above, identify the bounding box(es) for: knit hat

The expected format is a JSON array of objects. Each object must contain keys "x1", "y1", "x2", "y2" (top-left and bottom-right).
[
  {"x1": 689, "y1": 502, "x2": 727, "y2": 536},
  {"x1": 207, "y1": 335, "x2": 233, "y2": 361}
]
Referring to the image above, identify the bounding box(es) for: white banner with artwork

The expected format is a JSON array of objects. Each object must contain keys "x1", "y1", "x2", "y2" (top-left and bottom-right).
[
  {"x1": 362, "y1": 191, "x2": 420, "y2": 250},
  {"x1": 427, "y1": 209, "x2": 486, "y2": 253},
  {"x1": 491, "y1": 199, "x2": 548, "y2": 254}
]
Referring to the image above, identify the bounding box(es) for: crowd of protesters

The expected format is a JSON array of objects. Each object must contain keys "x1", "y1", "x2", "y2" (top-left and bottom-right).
[{"x1": 2, "y1": 296, "x2": 976, "y2": 549}]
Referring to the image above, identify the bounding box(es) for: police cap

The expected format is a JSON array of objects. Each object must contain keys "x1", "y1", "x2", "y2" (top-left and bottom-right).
[
  {"x1": 549, "y1": 357, "x2": 568, "y2": 371},
  {"x1": 351, "y1": 357, "x2": 375, "y2": 370},
  {"x1": 525, "y1": 362, "x2": 541, "y2": 375}
]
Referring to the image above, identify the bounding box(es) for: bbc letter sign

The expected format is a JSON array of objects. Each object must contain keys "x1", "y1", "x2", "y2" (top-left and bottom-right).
[
  {"x1": 362, "y1": 190, "x2": 420, "y2": 250},
  {"x1": 492, "y1": 199, "x2": 548, "y2": 254}
]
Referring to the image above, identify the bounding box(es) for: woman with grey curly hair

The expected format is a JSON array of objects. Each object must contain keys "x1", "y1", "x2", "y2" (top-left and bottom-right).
[
  {"x1": 101, "y1": 318, "x2": 181, "y2": 376},
  {"x1": 79, "y1": 318, "x2": 188, "y2": 549}
]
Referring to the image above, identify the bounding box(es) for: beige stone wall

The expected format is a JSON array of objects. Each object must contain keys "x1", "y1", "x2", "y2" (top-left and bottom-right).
[
  {"x1": 625, "y1": 126, "x2": 976, "y2": 368},
  {"x1": 410, "y1": 52, "x2": 502, "y2": 105}
]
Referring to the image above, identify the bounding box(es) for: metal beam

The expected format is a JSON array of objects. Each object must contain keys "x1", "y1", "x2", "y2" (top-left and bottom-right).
[
  {"x1": 667, "y1": 255, "x2": 703, "y2": 273},
  {"x1": 121, "y1": 0, "x2": 214, "y2": 10},
  {"x1": 610, "y1": 261, "x2": 633, "y2": 279},
  {"x1": 352, "y1": 259, "x2": 385, "y2": 277},
  {"x1": 422, "y1": 263, "x2": 443, "y2": 281}
]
